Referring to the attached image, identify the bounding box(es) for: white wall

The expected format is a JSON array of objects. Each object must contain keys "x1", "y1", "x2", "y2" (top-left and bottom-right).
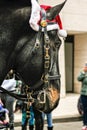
[
  {"x1": 74, "y1": 34, "x2": 87, "y2": 93},
  {"x1": 59, "y1": 39, "x2": 66, "y2": 97},
  {"x1": 60, "y1": 0, "x2": 87, "y2": 33},
  {"x1": 39, "y1": 0, "x2": 65, "y2": 5}
]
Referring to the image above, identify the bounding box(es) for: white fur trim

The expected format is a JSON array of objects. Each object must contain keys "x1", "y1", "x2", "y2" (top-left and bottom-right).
[
  {"x1": 1, "y1": 78, "x2": 16, "y2": 91},
  {"x1": 29, "y1": 0, "x2": 41, "y2": 31},
  {"x1": 29, "y1": 22, "x2": 39, "y2": 31},
  {"x1": 47, "y1": 24, "x2": 59, "y2": 31},
  {"x1": 58, "y1": 29, "x2": 67, "y2": 37},
  {"x1": 29, "y1": 20, "x2": 67, "y2": 38},
  {"x1": 42, "y1": 24, "x2": 59, "y2": 32},
  {"x1": 30, "y1": 22, "x2": 59, "y2": 32}
]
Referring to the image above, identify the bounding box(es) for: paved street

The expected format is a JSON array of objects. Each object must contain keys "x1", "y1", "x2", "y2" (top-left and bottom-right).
[{"x1": 14, "y1": 121, "x2": 82, "y2": 130}]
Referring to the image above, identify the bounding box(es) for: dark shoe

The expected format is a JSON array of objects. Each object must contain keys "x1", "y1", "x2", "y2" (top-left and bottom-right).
[
  {"x1": 35, "y1": 124, "x2": 43, "y2": 130},
  {"x1": 21, "y1": 125, "x2": 27, "y2": 130},
  {"x1": 10, "y1": 123, "x2": 14, "y2": 130},
  {"x1": 29, "y1": 125, "x2": 34, "y2": 130},
  {"x1": 48, "y1": 126, "x2": 53, "y2": 130}
]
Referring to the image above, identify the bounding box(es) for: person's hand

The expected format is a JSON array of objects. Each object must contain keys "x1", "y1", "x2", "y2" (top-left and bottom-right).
[
  {"x1": 3, "y1": 119, "x2": 9, "y2": 125},
  {"x1": 0, "y1": 120, "x2": 3, "y2": 124}
]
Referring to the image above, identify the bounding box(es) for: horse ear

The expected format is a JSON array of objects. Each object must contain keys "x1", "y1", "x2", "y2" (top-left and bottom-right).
[{"x1": 46, "y1": 0, "x2": 67, "y2": 20}]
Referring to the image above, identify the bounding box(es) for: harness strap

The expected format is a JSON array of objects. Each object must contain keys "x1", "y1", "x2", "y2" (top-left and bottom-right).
[
  {"x1": 0, "y1": 87, "x2": 27, "y2": 101},
  {"x1": 48, "y1": 75, "x2": 61, "y2": 80},
  {"x1": 32, "y1": 26, "x2": 42, "y2": 54}
]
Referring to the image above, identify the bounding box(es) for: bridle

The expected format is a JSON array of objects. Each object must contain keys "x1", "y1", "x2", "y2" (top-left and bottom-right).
[
  {"x1": 0, "y1": 14, "x2": 61, "y2": 105},
  {"x1": 0, "y1": 18, "x2": 61, "y2": 127}
]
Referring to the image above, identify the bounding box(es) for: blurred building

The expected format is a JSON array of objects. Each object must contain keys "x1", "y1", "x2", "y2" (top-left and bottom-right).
[{"x1": 39, "y1": 0, "x2": 87, "y2": 97}]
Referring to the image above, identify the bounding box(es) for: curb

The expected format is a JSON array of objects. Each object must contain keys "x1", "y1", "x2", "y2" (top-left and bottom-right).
[
  {"x1": 52, "y1": 116, "x2": 82, "y2": 123},
  {"x1": 14, "y1": 116, "x2": 82, "y2": 127}
]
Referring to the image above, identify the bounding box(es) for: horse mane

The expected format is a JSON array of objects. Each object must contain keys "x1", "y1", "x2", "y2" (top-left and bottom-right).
[{"x1": 0, "y1": 0, "x2": 31, "y2": 7}]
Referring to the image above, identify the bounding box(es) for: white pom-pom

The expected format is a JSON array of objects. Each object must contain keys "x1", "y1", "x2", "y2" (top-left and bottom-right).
[{"x1": 58, "y1": 29, "x2": 67, "y2": 38}]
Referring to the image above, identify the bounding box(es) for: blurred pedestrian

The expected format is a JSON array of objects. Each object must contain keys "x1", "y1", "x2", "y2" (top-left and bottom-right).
[
  {"x1": 0, "y1": 69, "x2": 16, "y2": 130},
  {"x1": 0, "y1": 103, "x2": 9, "y2": 125},
  {"x1": 21, "y1": 105, "x2": 35, "y2": 130},
  {"x1": 77, "y1": 96, "x2": 84, "y2": 115},
  {"x1": 77, "y1": 63, "x2": 87, "y2": 130},
  {"x1": 42, "y1": 112, "x2": 53, "y2": 130},
  {"x1": 14, "y1": 81, "x2": 35, "y2": 130}
]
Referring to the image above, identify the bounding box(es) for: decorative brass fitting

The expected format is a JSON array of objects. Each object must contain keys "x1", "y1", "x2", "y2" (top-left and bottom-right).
[{"x1": 40, "y1": 20, "x2": 47, "y2": 27}]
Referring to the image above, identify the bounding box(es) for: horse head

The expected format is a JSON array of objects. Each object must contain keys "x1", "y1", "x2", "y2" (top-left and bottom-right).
[
  {"x1": 0, "y1": 0, "x2": 67, "y2": 113},
  {"x1": 31, "y1": 0, "x2": 67, "y2": 113}
]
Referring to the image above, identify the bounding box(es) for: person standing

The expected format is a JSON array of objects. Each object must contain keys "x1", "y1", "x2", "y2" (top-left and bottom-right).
[
  {"x1": 77, "y1": 63, "x2": 87, "y2": 130},
  {"x1": 42, "y1": 112, "x2": 53, "y2": 130},
  {"x1": 20, "y1": 83, "x2": 35, "y2": 130},
  {"x1": 0, "y1": 69, "x2": 16, "y2": 130},
  {"x1": 14, "y1": 81, "x2": 35, "y2": 130},
  {"x1": 21, "y1": 105, "x2": 35, "y2": 130}
]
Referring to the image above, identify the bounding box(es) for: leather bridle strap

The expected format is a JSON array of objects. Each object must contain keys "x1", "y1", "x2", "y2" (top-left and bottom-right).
[
  {"x1": 48, "y1": 75, "x2": 61, "y2": 80},
  {"x1": 0, "y1": 87, "x2": 27, "y2": 101}
]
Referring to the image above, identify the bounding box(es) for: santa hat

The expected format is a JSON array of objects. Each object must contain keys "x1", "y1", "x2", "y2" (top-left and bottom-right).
[
  {"x1": 29, "y1": 2, "x2": 67, "y2": 37},
  {"x1": 40, "y1": 5, "x2": 67, "y2": 38}
]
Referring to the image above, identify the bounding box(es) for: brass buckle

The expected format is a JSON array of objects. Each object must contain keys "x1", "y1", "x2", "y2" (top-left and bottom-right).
[
  {"x1": 40, "y1": 20, "x2": 47, "y2": 27},
  {"x1": 37, "y1": 90, "x2": 46, "y2": 104}
]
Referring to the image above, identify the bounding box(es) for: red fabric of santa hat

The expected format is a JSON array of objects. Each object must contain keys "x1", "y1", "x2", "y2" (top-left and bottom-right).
[{"x1": 40, "y1": 5, "x2": 67, "y2": 38}]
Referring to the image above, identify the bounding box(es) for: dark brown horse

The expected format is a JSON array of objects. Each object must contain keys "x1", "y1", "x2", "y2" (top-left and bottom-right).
[{"x1": 0, "y1": 0, "x2": 67, "y2": 129}]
